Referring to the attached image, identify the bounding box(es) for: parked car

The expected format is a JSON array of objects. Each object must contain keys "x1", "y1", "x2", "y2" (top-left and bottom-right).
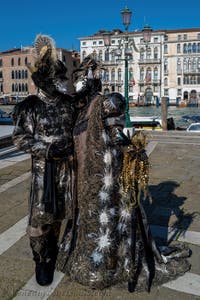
[{"x1": 186, "y1": 123, "x2": 200, "y2": 132}]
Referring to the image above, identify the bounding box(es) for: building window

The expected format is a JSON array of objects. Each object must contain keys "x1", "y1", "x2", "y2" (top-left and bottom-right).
[
  {"x1": 164, "y1": 89, "x2": 169, "y2": 96},
  {"x1": 82, "y1": 42, "x2": 86, "y2": 46},
  {"x1": 154, "y1": 67, "x2": 158, "y2": 80},
  {"x1": 177, "y1": 44, "x2": 181, "y2": 53},
  {"x1": 192, "y1": 43, "x2": 196, "y2": 53},
  {"x1": 164, "y1": 77, "x2": 168, "y2": 86},
  {"x1": 198, "y1": 33, "x2": 200, "y2": 40},
  {"x1": 0, "y1": 59, "x2": 2, "y2": 67},
  {"x1": 154, "y1": 85, "x2": 158, "y2": 93},
  {"x1": 105, "y1": 49, "x2": 109, "y2": 61},
  {"x1": 99, "y1": 41, "x2": 103, "y2": 45},
  {"x1": 18, "y1": 70, "x2": 21, "y2": 79},
  {"x1": 164, "y1": 59, "x2": 168, "y2": 74},
  {"x1": 111, "y1": 69, "x2": 115, "y2": 81},
  {"x1": 177, "y1": 77, "x2": 181, "y2": 85},
  {"x1": 99, "y1": 50, "x2": 103, "y2": 61},
  {"x1": 118, "y1": 69, "x2": 122, "y2": 81},
  {"x1": 164, "y1": 35, "x2": 168, "y2": 41},
  {"x1": 11, "y1": 58, "x2": 14, "y2": 66},
  {"x1": 111, "y1": 50, "x2": 115, "y2": 62},
  {"x1": 154, "y1": 47, "x2": 158, "y2": 59},
  {"x1": 18, "y1": 57, "x2": 21, "y2": 66},
  {"x1": 0, "y1": 71, "x2": 2, "y2": 78},
  {"x1": 183, "y1": 43, "x2": 187, "y2": 53},
  {"x1": 188, "y1": 43, "x2": 192, "y2": 53},
  {"x1": 177, "y1": 89, "x2": 182, "y2": 96},
  {"x1": 183, "y1": 34, "x2": 187, "y2": 40},
  {"x1": 129, "y1": 85, "x2": 133, "y2": 93},
  {"x1": 198, "y1": 43, "x2": 200, "y2": 53},
  {"x1": 111, "y1": 40, "x2": 115, "y2": 44},
  {"x1": 140, "y1": 49, "x2": 145, "y2": 60},
  {"x1": 140, "y1": 38, "x2": 144, "y2": 43},
  {"x1": 154, "y1": 37, "x2": 158, "y2": 43},
  {"x1": 140, "y1": 85, "x2": 144, "y2": 92},
  {"x1": 22, "y1": 70, "x2": 25, "y2": 79},
  {"x1": 25, "y1": 57, "x2": 28, "y2": 65},
  {"x1": 93, "y1": 41, "x2": 96, "y2": 45},
  {"x1": 164, "y1": 45, "x2": 168, "y2": 54},
  {"x1": 11, "y1": 70, "x2": 14, "y2": 79},
  {"x1": 140, "y1": 68, "x2": 144, "y2": 81},
  {"x1": 25, "y1": 70, "x2": 28, "y2": 79},
  {"x1": 177, "y1": 58, "x2": 181, "y2": 74},
  {"x1": 178, "y1": 34, "x2": 181, "y2": 41},
  {"x1": 146, "y1": 47, "x2": 151, "y2": 59}
]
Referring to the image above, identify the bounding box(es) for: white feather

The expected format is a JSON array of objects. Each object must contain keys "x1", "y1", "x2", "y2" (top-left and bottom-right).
[
  {"x1": 91, "y1": 251, "x2": 103, "y2": 265},
  {"x1": 99, "y1": 211, "x2": 109, "y2": 225},
  {"x1": 102, "y1": 170, "x2": 113, "y2": 189},
  {"x1": 97, "y1": 228, "x2": 111, "y2": 252},
  {"x1": 98, "y1": 191, "x2": 109, "y2": 203},
  {"x1": 103, "y1": 150, "x2": 112, "y2": 165}
]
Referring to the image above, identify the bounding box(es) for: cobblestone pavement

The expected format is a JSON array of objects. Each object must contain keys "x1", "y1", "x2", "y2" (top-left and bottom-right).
[{"x1": 0, "y1": 131, "x2": 200, "y2": 300}]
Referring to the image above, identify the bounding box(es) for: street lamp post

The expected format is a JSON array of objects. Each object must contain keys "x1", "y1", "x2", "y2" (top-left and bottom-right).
[{"x1": 103, "y1": 7, "x2": 152, "y2": 129}]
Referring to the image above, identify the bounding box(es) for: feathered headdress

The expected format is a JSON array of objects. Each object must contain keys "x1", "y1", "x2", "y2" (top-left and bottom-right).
[{"x1": 28, "y1": 34, "x2": 68, "y2": 90}]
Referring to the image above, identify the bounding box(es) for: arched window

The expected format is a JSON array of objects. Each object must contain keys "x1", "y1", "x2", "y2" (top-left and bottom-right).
[
  {"x1": 25, "y1": 83, "x2": 28, "y2": 92},
  {"x1": 118, "y1": 68, "x2": 122, "y2": 81},
  {"x1": 15, "y1": 70, "x2": 18, "y2": 79},
  {"x1": 0, "y1": 59, "x2": 2, "y2": 67},
  {"x1": 177, "y1": 58, "x2": 181, "y2": 74},
  {"x1": 183, "y1": 43, "x2": 187, "y2": 53},
  {"x1": 99, "y1": 50, "x2": 103, "y2": 61},
  {"x1": 192, "y1": 43, "x2": 196, "y2": 53},
  {"x1": 15, "y1": 83, "x2": 18, "y2": 92},
  {"x1": 0, "y1": 71, "x2": 2, "y2": 78},
  {"x1": 146, "y1": 68, "x2": 152, "y2": 83},
  {"x1": 140, "y1": 68, "x2": 144, "y2": 81},
  {"x1": 25, "y1": 57, "x2": 28, "y2": 65},
  {"x1": 19, "y1": 83, "x2": 21, "y2": 92},
  {"x1": 22, "y1": 70, "x2": 25, "y2": 79},
  {"x1": 154, "y1": 67, "x2": 158, "y2": 80},
  {"x1": 22, "y1": 83, "x2": 25, "y2": 92},
  {"x1": 11, "y1": 70, "x2": 15, "y2": 79},
  {"x1": 164, "y1": 77, "x2": 168, "y2": 86},
  {"x1": 191, "y1": 58, "x2": 197, "y2": 72},
  {"x1": 164, "y1": 44, "x2": 168, "y2": 54},
  {"x1": 177, "y1": 44, "x2": 181, "y2": 53},
  {"x1": 198, "y1": 58, "x2": 200, "y2": 72},
  {"x1": 146, "y1": 47, "x2": 151, "y2": 59},
  {"x1": 198, "y1": 43, "x2": 200, "y2": 53},
  {"x1": 105, "y1": 70, "x2": 109, "y2": 81},
  {"x1": 25, "y1": 70, "x2": 28, "y2": 79},
  {"x1": 111, "y1": 69, "x2": 115, "y2": 82},
  {"x1": 154, "y1": 47, "x2": 158, "y2": 59},
  {"x1": 188, "y1": 43, "x2": 192, "y2": 53},
  {"x1": 140, "y1": 48, "x2": 145, "y2": 60},
  {"x1": 164, "y1": 59, "x2": 168, "y2": 73},
  {"x1": 183, "y1": 58, "x2": 187, "y2": 72},
  {"x1": 18, "y1": 70, "x2": 21, "y2": 79},
  {"x1": 111, "y1": 50, "x2": 115, "y2": 62},
  {"x1": 18, "y1": 57, "x2": 21, "y2": 66},
  {"x1": 105, "y1": 49, "x2": 109, "y2": 61},
  {"x1": 12, "y1": 83, "x2": 15, "y2": 92},
  {"x1": 11, "y1": 58, "x2": 14, "y2": 66}
]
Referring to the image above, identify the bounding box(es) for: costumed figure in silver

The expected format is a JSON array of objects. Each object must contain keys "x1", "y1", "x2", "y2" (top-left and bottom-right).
[
  {"x1": 56, "y1": 55, "x2": 191, "y2": 292},
  {"x1": 12, "y1": 34, "x2": 75, "y2": 286}
]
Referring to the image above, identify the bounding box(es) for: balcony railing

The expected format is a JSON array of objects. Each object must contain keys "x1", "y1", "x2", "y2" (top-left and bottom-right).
[
  {"x1": 102, "y1": 80, "x2": 123, "y2": 85},
  {"x1": 138, "y1": 58, "x2": 161, "y2": 64},
  {"x1": 183, "y1": 69, "x2": 200, "y2": 75}
]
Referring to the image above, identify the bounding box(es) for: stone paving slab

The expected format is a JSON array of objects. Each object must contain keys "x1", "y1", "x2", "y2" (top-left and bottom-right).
[{"x1": 0, "y1": 159, "x2": 31, "y2": 185}]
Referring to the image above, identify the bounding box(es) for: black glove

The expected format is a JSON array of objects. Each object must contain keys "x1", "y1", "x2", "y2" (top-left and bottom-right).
[
  {"x1": 47, "y1": 140, "x2": 73, "y2": 160},
  {"x1": 112, "y1": 128, "x2": 131, "y2": 146}
]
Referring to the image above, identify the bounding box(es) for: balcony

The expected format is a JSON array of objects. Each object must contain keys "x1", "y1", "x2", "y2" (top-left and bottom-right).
[
  {"x1": 183, "y1": 69, "x2": 200, "y2": 75},
  {"x1": 138, "y1": 58, "x2": 161, "y2": 64},
  {"x1": 102, "y1": 80, "x2": 123, "y2": 85}
]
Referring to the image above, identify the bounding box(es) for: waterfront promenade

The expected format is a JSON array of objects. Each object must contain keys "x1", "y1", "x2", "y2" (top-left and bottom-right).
[{"x1": 0, "y1": 131, "x2": 200, "y2": 299}]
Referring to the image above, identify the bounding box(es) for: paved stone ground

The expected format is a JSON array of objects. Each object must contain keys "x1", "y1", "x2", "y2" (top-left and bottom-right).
[{"x1": 0, "y1": 131, "x2": 200, "y2": 300}]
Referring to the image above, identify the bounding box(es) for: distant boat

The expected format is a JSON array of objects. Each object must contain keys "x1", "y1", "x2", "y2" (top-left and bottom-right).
[
  {"x1": 130, "y1": 116, "x2": 176, "y2": 131},
  {"x1": 179, "y1": 100, "x2": 187, "y2": 107}
]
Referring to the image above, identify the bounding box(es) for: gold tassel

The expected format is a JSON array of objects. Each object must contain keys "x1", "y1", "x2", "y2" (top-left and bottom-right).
[{"x1": 120, "y1": 131, "x2": 150, "y2": 209}]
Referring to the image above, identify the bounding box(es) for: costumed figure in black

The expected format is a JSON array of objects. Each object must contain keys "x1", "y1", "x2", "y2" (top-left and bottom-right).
[
  {"x1": 56, "y1": 55, "x2": 191, "y2": 292},
  {"x1": 12, "y1": 34, "x2": 75, "y2": 286}
]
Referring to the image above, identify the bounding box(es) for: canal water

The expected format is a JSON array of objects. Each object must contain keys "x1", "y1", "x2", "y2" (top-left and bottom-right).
[
  {"x1": 1, "y1": 105, "x2": 200, "y2": 128},
  {"x1": 130, "y1": 106, "x2": 200, "y2": 128}
]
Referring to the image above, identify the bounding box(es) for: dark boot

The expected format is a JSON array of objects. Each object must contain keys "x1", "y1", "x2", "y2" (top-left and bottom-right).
[{"x1": 30, "y1": 227, "x2": 59, "y2": 286}]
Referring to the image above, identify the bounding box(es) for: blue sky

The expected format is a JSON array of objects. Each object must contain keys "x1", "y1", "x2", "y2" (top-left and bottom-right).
[{"x1": 0, "y1": 0, "x2": 200, "y2": 52}]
